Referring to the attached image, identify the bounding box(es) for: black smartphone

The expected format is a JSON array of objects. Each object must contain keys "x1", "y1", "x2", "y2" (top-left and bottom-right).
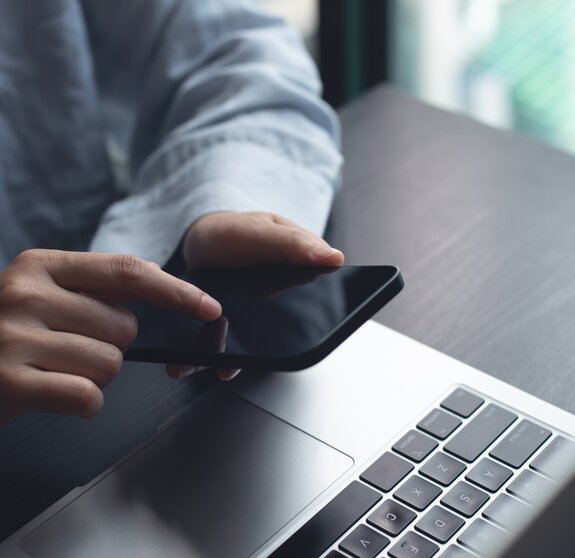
[{"x1": 124, "y1": 265, "x2": 403, "y2": 371}]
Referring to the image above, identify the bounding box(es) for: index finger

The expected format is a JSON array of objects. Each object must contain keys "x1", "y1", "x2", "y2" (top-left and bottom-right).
[{"x1": 43, "y1": 251, "x2": 222, "y2": 320}]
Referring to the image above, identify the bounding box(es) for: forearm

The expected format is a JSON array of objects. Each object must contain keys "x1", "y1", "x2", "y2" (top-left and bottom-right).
[{"x1": 85, "y1": 0, "x2": 342, "y2": 264}]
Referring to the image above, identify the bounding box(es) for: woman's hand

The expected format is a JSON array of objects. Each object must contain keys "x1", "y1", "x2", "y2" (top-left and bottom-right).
[
  {"x1": 169, "y1": 212, "x2": 345, "y2": 381},
  {"x1": 184, "y1": 212, "x2": 344, "y2": 269},
  {"x1": 0, "y1": 250, "x2": 222, "y2": 423}
]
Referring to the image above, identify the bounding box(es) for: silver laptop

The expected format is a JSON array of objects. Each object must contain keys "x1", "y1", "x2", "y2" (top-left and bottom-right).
[{"x1": 1, "y1": 319, "x2": 574, "y2": 557}]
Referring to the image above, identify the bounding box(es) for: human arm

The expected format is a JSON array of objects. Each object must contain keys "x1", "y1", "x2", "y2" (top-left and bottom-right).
[
  {"x1": 82, "y1": 0, "x2": 343, "y2": 265},
  {"x1": 0, "y1": 250, "x2": 221, "y2": 423}
]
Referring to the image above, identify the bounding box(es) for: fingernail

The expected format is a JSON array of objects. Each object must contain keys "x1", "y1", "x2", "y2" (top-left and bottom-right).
[
  {"x1": 147, "y1": 261, "x2": 162, "y2": 269},
  {"x1": 309, "y1": 243, "x2": 342, "y2": 260},
  {"x1": 219, "y1": 369, "x2": 241, "y2": 382},
  {"x1": 200, "y1": 295, "x2": 222, "y2": 319},
  {"x1": 168, "y1": 364, "x2": 205, "y2": 379}
]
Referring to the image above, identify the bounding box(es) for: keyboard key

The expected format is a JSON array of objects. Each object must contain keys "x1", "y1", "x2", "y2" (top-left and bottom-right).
[
  {"x1": 441, "y1": 389, "x2": 484, "y2": 418},
  {"x1": 465, "y1": 458, "x2": 513, "y2": 492},
  {"x1": 367, "y1": 499, "x2": 416, "y2": 536},
  {"x1": 326, "y1": 552, "x2": 346, "y2": 558},
  {"x1": 389, "y1": 531, "x2": 440, "y2": 558},
  {"x1": 441, "y1": 481, "x2": 489, "y2": 517},
  {"x1": 420, "y1": 452, "x2": 466, "y2": 486},
  {"x1": 361, "y1": 452, "x2": 414, "y2": 492},
  {"x1": 339, "y1": 524, "x2": 390, "y2": 558},
  {"x1": 393, "y1": 430, "x2": 439, "y2": 463},
  {"x1": 457, "y1": 519, "x2": 508, "y2": 555},
  {"x1": 415, "y1": 506, "x2": 465, "y2": 543},
  {"x1": 444, "y1": 404, "x2": 517, "y2": 463},
  {"x1": 394, "y1": 475, "x2": 442, "y2": 511},
  {"x1": 482, "y1": 493, "x2": 533, "y2": 531},
  {"x1": 507, "y1": 469, "x2": 555, "y2": 505},
  {"x1": 440, "y1": 546, "x2": 475, "y2": 558},
  {"x1": 490, "y1": 419, "x2": 551, "y2": 468},
  {"x1": 418, "y1": 409, "x2": 462, "y2": 440},
  {"x1": 530, "y1": 435, "x2": 575, "y2": 480},
  {"x1": 269, "y1": 481, "x2": 382, "y2": 558}
]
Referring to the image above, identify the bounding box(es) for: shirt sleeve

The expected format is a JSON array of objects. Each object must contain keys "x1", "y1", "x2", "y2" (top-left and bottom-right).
[{"x1": 81, "y1": 0, "x2": 343, "y2": 265}]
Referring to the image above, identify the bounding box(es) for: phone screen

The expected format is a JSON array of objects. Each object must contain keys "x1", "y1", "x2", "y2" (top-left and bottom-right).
[{"x1": 125, "y1": 265, "x2": 402, "y2": 370}]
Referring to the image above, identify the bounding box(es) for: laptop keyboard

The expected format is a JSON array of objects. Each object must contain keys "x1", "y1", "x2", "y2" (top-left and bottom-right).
[{"x1": 270, "y1": 386, "x2": 575, "y2": 558}]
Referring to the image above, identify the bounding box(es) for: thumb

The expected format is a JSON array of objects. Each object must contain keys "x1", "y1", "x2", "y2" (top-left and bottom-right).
[
  {"x1": 185, "y1": 213, "x2": 344, "y2": 267},
  {"x1": 226, "y1": 219, "x2": 344, "y2": 266}
]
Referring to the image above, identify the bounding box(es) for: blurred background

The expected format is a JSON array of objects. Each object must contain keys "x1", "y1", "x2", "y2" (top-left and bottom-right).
[{"x1": 260, "y1": 0, "x2": 575, "y2": 155}]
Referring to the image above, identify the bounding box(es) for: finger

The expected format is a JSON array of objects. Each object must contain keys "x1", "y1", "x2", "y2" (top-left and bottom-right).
[
  {"x1": 12, "y1": 368, "x2": 104, "y2": 418},
  {"x1": 188, "y1": 213, "x2": 344, "y2": 267},
  {"x1": 166, "y1": 365, "x2": 241, "y2": 381},
  {"x1": 166, "y1": 364, "x2": 206, "y2": 379},
  {"x1": 167, "y1": 316, "x2": 229, "y2": 379},
  {"x1": 42, "y1": 251, "x2": 221, "y2": 320},
  {"x1": 244, "y1": 214, "x2": 345, "y2": 265},
  {"x1": 235, "y1": 222, "x2": 344, "y2": 266},
  {"x1": 196, "y1": 316, "x2": 228, "y2": 352},
  {"x1": 217, "y1": 368, "x2": 241, "y2": 382},
  {"x1": 26, "y1": 286, "x2": 139, "y2": 351},
  {"x1": 26, "y1": 330, "x2": 124, "y2": 388},
  {"x1": 96, "y1": 261, "x2": 162, "y2": 302}
]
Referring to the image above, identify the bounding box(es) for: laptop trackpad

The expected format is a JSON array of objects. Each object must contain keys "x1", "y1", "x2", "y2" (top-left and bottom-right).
[{"x1": 20, "y1": 389, "x2": 353, "y2": 558}]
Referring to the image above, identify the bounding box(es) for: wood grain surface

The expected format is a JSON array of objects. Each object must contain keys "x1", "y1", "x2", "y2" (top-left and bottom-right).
[
  {"x1": 3, "y1": 83, "x2": 575, "y2": 541},
  {"x1": 332, "y1": 85, "x2": 575, "y2": 414}
]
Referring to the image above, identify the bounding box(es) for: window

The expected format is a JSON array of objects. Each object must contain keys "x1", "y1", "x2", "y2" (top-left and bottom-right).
[{"x1": 393, "y1": 0, "x2": 575, "y2": 153}]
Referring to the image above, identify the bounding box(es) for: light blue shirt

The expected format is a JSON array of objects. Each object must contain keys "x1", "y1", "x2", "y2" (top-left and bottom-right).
[{"x1": 0, "y1": 0, "x2": 342, "y2": 269}]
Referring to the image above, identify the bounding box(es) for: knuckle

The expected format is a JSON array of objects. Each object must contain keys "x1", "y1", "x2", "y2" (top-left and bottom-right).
[
  {"x1": 110, "y1": 255, "x2": 146, "y2": 283},
  {"x1": 175, "y1": 284, "x2": 192, "y2": 305},
  {"x1": 115, "y1": 311, "x2": 138, "y2": 347},
  {"x1": 264, "y1": 212, "x2": 282, "y2": 223},
  {"x1": 12, "y1": 249, "x2": 42, "y2": 267},
  {"x1": 285, "y1": 231, "x2": 308, "y2": 255},
  {"x1": 0, "y1": 281, "x2": 48, "y2": 314},
  {"x1": 292, "y1": 229, "x2": 314, "y2": 244},
  {"x1": 99, "y1": 345, "x2": 124, "y2": 382},
  {"x1": 12, "y1": 249, "x2": 59, "y2": 271}
]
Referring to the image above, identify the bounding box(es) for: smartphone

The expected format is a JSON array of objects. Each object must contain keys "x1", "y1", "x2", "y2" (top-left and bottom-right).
[{"x1": 124, "y1": 265, "x2": 403, "y2": 371}]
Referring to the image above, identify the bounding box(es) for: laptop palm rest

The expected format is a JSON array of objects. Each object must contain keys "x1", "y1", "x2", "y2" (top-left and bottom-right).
[{"x1": 19, "y1": 388, "x2": 352, "y2": 558}]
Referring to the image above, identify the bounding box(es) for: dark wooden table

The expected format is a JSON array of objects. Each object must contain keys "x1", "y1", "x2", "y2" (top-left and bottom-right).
[
  {"x1": 3, "y1": 84, "x2": 575, "y2": 540},
  {"x1": 332, "y1": 85, "x2": 575, "y2": 414}
]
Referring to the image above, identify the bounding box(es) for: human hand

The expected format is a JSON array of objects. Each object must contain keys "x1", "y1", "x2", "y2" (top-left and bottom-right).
[
  {"x1": 168, "y1": 212, "x2": 344, "y2": 381},
  {"x1": 165, "y1": 315, "x2": 240, "y2": 382},
  {"x1": 0, "y1": 250, "x2": 222, "y2": 423},
  {"x1": 183, "y1": 211, "x2": 345, "y2": 268}
]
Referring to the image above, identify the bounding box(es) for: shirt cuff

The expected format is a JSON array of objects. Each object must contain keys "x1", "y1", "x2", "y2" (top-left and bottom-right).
[{"x1": 89, "y1": 141, "x2": 337, "y2": 266}]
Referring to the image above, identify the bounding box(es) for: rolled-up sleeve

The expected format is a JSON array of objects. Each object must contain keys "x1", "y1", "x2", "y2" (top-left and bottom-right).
[{"x1": 82, "y1": 0, "x2": 343, "y2": 265}]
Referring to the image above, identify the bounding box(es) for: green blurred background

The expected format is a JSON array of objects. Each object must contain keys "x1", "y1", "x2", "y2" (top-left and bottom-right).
[{"x1": 260, "y1": 0, "x2": 575, "y2": 154}]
